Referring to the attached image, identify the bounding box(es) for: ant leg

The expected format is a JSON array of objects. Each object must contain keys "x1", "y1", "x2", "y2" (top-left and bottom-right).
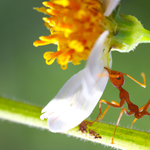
[
  {"x1": 98, "y1": 100, "x2": 125, "y2": 121},
  {"x1": 112, "y1": 108, "x2": 133, "y2": 144},
  {"x1": 91, "y1": 99, "x2": 125, "y2": 125},
  {"x1": 130, "y1": 99, "x2": 150, "y2": 128},
  {"x1": 98, "y1": 69, "x2": 120, "y2": 79},
  {"x1": 122, "y1": 72, "x2": 146, "y2": 88},
  {"x1": 130, "y1": 104, "x2": 145, "y2": 129},
  {"x1": 140, "y1": 99, "x2": 150, "y2": 113},
  {"x1": 130, "y1": 105, "x2": 145, "y2": 128},
  {"x1": 130, "y1": 118, "x2": 137, "y2": 129}
]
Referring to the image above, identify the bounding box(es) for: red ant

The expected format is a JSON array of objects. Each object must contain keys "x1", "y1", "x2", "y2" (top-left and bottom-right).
[{"x1": 91, "y1": 67, "x2": 149, "y2": 144}]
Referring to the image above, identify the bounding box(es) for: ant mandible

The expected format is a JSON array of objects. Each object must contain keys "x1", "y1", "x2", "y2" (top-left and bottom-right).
[{"x1": 92, "y1": 67, "x2": 150, "y2": 144}]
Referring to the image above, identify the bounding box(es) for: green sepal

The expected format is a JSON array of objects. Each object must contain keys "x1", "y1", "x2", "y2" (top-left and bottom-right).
[{"x1": 109, "y1": 5, "x2": 150, "y2": 52}]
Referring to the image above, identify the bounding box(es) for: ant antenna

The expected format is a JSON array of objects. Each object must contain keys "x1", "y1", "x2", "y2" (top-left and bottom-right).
[{"x1": 122, "y1": 72, "x2": 146, "y2": 88}]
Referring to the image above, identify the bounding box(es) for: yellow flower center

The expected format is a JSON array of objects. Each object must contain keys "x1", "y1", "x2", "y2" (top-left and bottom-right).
[{"x1": 33, "y1": 0, "x2": 108, "y2": 69}]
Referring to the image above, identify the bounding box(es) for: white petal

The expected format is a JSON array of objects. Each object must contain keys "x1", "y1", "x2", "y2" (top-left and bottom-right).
[
  {"x1": 41, "y1": 70, "x2": 83, "y2": 114},
  {"x1": 41, "y1": 69, "x2": 89, "y2": 132},
  {"x1": 81, "y1": 30, "x2": 112, "y2": 131},
  {"x1": 82, "y1": 30, "x2": 110, "y2": 98},
  {"x1": 103, "y1": 0, "x2": 120, "y2": 17},
  {"x1": 41, "y1": 69, "x2": 102, "y2": 133}
]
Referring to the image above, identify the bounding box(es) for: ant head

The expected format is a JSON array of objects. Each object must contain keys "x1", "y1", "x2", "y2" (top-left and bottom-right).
[
  {"x1": 109, "y1": 71, "x2": 124, "y2": 88},
  {"x1": 104, "y1": 67, "x2": 124, "y2": 88}
]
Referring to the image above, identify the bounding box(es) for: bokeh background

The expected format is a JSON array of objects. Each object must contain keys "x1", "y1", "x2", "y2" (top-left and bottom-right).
[{"x1": 0, "y1": 0, "x2": 150, "y2": 150}]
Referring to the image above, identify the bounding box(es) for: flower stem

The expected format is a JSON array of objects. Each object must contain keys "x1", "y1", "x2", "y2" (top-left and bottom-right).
[
  {"x1": 141, "y1": 28, "x2": 150, "y2": 43},
  {"x1": 0, "y1": 97, "x2": 150, "y2": 150},
  {"x1": 0, "y1": 97, "x2": 47, "y2": 129}
]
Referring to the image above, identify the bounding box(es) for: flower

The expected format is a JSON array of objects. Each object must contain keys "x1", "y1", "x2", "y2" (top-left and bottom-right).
[
  {"x1": 40, "y1": 30, "x2": 112, "y2": 132},
  {"x1": 38, "y1": 0, "x2": 120, "y2": 133},
  {"x1": 34, "y1": 0, "x2": 150, "y2": 134},
  {"x1": 33, "y1": 0, "x2": 119, "y2": 69},
  {"x1": 38, "y1": 0, "x2": 121, "y2": 133}
]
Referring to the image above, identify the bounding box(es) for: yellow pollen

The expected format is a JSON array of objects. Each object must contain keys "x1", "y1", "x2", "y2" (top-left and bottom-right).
[
  {"x1": 44, "y1": 51, "x2": 62, "y2": 65},
  {"x1": 34, "y1": 0, "x2": 107, "y2": 69},
  {"x1": 69, "y1": 40, "x2": 84, "y2": 52},
  {"x1": 52, "y1": 0, "x2": 69, "y2": 7}
]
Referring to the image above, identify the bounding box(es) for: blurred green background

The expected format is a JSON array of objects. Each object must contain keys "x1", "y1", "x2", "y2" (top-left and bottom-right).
[{"x1": 0, "y1": 0, "x2": 150, "y2": 150}]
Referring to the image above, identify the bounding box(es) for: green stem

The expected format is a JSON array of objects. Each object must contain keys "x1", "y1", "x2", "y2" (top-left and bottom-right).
[
  {"x1": 0, "y1": 97, "x2": 150, "y2": 150},
  {"x1": 141, "y1": 28, "x2": 150, "y2": 43},
  {"x1": 0, "y1": 97, "x2": 47, "y2": 129}
]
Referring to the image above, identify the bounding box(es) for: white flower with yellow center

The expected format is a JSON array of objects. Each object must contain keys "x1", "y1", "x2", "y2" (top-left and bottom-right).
[
  {"x1": 39, "y1": 0, "x2": 120, "y2": 132},
  {"x1": 40, "y1": 30, "x2": 111, "y2": 132}
]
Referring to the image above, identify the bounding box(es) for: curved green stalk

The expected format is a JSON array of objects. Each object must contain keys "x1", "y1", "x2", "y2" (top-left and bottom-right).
[
  {"x1": 0, "y1": 97, "x2": 150, "y2": 150},
  {"x1": 141, "y1": 28, "x2": 150, "y2": 43}
]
